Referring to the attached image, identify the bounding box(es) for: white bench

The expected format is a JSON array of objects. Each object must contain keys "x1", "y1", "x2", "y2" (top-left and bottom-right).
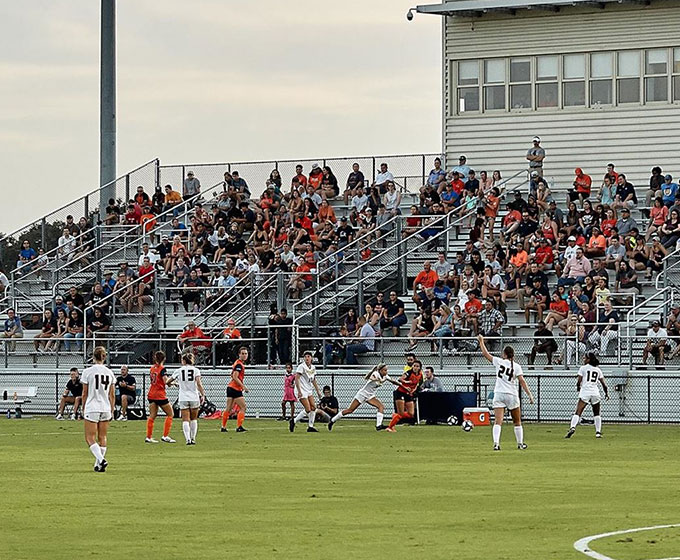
[{"x1": 1, "y1": 386, "x2": 38, "y2": 418}]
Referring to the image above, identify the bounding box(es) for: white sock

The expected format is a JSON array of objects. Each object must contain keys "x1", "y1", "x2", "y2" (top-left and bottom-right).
[
  {"x1": 376, "y1": 412, "x2": 384, "y2": 427},
  {"x1": 100, "y1": 446, "x2": 107, "y2": 457},
  {"x1": 331, "y1": 411, "x2": 343, "y2": 423},
  {"x1": 570, "y1": 414, "x2": 580, "y2": 429},
  {"x1": 294, "y1": 410, "x2": 307, "y2": 424},
  {"x1": 190, "y1": 420, "x2": 198, "y2": 440},
  {"x1": 492, "y1": 424, "x2": 501, "y2": 445},
  {"x1": 594, "y1": 416, "x2": 602, "y2": 433},
  {"x1": 182, "y1": 421, "x2": 191, "y2": 443},
  {"x1": 89, "y1": 443, "x2": 104, "y2": 463},
  {"x1": 514, "y1": 425, "x2": 524, "y2": 444},
  {"x1": 308, "y1": 409, "x2": 316, "y2": 428}
]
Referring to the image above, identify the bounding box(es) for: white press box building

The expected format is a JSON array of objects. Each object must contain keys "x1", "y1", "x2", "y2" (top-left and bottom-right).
[{"x1": 415, "y1": 0, "x2": 680, "y2": 192}]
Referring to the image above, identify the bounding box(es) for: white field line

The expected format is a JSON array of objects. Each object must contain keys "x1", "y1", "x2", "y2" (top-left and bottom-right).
[{"x1": 574, "y1": 524, "x2": 680, "y2": 560}]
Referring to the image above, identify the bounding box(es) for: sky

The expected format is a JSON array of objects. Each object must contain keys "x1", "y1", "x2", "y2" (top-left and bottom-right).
[{"x1": 0, "y1": 0, "x2": 442, "y2": 234}]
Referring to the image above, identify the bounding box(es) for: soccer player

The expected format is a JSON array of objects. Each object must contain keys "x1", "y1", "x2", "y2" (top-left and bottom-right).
[
  {"x1": 221, "y1": 346, "x2": 249, "y2": 433},
  {"x1": 565, "y1": 352, "x2": 609, "y2": 439},
  {"x1": 146, "y1": 350, "x2": 176, "y2": 443},
  {"x1": 289, "y1": 351, "x2": 322, "y2": 433},
  {"x1": 81, "y1": 346, "x2": 115, "y2": 472},
  {"x1": 478, "y1": 335, "x2": 534, "y2": 451},
  {"x1": 385, "y1": 359, "x2": 423, "y2": 432},
  {"x1": 328, "y1": 363, "x2": 390, "y2": 431},
  {"x1": 169, "y1": 352, "x2": 205, "y2": 445}
]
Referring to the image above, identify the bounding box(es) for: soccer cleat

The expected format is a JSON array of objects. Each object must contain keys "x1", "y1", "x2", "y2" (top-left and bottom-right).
[
  {"x1": 385, "y1": 427, "x2": 396, "y2": 433},
  {"x1": 220, "y1": 427, "x2": 228, "y2": 432},
  {"x1": 289, "y1": 418, "x2": 295, "y2": 432},
  {"x1": 55, "y1": 414, "x2": 64, "y2": 420},
  {"x1": 328, "y1": 421, "x2": 335, "y2": 431},
  {"x1": 94, "y1": 464, "x2": 101, "y2": 472},
  {"x1": 376, "y1": 425, "x2": 387, "y2": 431},
  {"x1": 99, "y1": 459, "x2": 108, "y2": 472},
  {"x1": 565, "y1": 428, "x2": 575, "y2": 439},
  {"x1": 493, "y1": 444, "x2": 501, "y2": 451},
  {"x1": 517, "y1": 443, "x2": 528, "y2": 450},
  {"x1": 186, "y1": 441, "x2": 192, "y2": 445},
  {"x1": 69, "y1": 414, "x2": 76, "y2": 421},
  {"x1": 189, "y1": 440, "x2": 196, "y2": 445},
  {"x1": 276, "y1": 416, "x2": 286, "y2": 421},
  {"x1": 145, "y1": 437, "x2": 159, "y2": 444},
  {"x1": 161, "y1": 436, "x2": 176, "y2": 443},
  {"x1": 236, "y1": 426, "x2": 247, "y2": 433},
  {"x1": 596, "y1": 432, "x2": 602, "y2": 438},
  {"x1": 307, "y1": 427, "x2": 318, "y2": 433}
]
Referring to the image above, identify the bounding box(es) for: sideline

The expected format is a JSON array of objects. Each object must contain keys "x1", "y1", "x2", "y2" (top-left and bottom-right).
[{"x1": 574, "y1": 524, "x2": 680, "y2": 560}]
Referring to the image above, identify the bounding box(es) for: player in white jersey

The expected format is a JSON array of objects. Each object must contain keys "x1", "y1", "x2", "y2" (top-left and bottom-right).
[
  {"x1": 289, "y1": 351, "x2": 322, "y2": 433},
  {"x1": 328, "y1": 363, "x2": 390, "y2": 432},
  {"x1": 168, "y1": 352, "x2": 205, "y2": 445},
  {"x1": 478, "y1": 335, "x2": 534, "y2": 451},
  {"x1": 565, "y1": 352, "x2": 609, "y2": 439},
  {"x1": 81, "y1": 346, "x2": 115, "y2": 472}
]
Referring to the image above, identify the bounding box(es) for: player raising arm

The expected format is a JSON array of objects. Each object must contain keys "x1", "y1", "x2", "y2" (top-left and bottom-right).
[
  {"x1": 146, "y1": 350, "x2": 175, "y2": 444},
  {"x1": 81, "y1": 346, "x2": 115, "y2": 472},
  {"x1": 385, "y1": 360, "x2": 423, "y2": 432},
  {"x1": 328, "y1": 363, "x2": 390, "y2": 432},
  {"x1": 289, "y1": 351, "x2": 322, "y2": 433},
  {"x1": 168, "y1": 352, "x2": 205, "y2": 445},
  {"x1": 221, "y1": 346, "x2": 249, "y2": 433},
  {"x1": 565, "y1": 352, "x2": 609, "y2": 439},
  {"x1": 478, "y1": 335, "x2": 534, "y2": 451}
]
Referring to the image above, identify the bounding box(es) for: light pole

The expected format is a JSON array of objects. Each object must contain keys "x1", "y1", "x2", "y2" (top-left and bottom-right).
[{"x1": 100, "y1": 0, "x2": 116, "y2": 216}]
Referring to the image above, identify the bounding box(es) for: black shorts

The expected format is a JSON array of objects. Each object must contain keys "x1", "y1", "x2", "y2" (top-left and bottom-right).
[
  {"x1": 116, "y1": 394, "x2": 136, "y2": 405},
  {"x1": 148, "y1": 398, "x2": 169, "y2": 406},
  {"x1": 393, "y1": 390, "x2": 414, "y2": 403},
  {"x1": 227, "y1": 387, "x2": 243, "y2": 399}
]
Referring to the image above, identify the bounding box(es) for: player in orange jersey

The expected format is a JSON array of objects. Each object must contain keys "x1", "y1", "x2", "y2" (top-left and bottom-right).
[
  {"x1": 385, "y1": 360, "x2": 423, "y2": 432},
  {"x1": 221, "y1": 346, "x2": 249, "y2": 433},
  {"x1": 145, "y1": 350, "x2": 175, "y2": 443}
]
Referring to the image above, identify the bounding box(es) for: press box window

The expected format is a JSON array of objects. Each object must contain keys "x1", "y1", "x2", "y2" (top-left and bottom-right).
[
  {"x1": 563, "y1": 54, "x2": 585, "y2": 107},
  {"x1": 457, "y1": 60, "x2": 479, "y2": 113},
  {"x1": 645, "y1": 49, "x2": 668, "y2": 102},
  {"x1": 617, "y1": 51, "x2": 640, "y2": 104},
  {"x1": 484, "y1": 59, "x2": 506, "y2": 111},
  {"x1": 536, "y1": 56, "x2": 558, "y2": 108},
  {"x1": 590, "y1": 52, "x2": 613, "y2": 105},
  {"x1": 510, "y1": 58, "x2": 531, "y2": 109}
]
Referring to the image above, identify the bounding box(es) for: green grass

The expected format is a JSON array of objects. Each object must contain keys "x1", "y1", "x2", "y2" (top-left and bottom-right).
[
  {"x1": 0, "y1": 418, "x2": 678, "y2": 560},
  {"x1": 594, "y1": 527, "x2": 680, "y2": 560}
]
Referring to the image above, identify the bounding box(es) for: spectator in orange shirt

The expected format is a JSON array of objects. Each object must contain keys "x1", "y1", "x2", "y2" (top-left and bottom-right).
[
  {"x1": 484, "y1": 187, "x2": 501, "y2": 241},
  {"x1": 288, "y1": 253, "x2": 316, "y2": 299},
  {"x1": 292, "y1": 164, "x2": 308, "y2": 189},
  {"x1": 177, "y1": 320, "x2": 211, "y2": 362},
  {"x1": 500, "y1": 203, "x2": 522, "y2": 241},
  {"x1": 217, "y1": 318, "x2": 242, "y2": 365},
  {"x1": 545, "y1": 291, "x2": 569, "y2": 331},
  {"x1": 163, "y1": 185, "x2": 183, "y2": 216},
  {"x1": 413, "y1": 261, "x2": 438, "y2": 293},
  {"x1": 134, "y1": 185, "x2": 151, "y2": 207},
  {"x1": 509, "y1": 245, "x2": 529, "y2": 277},
  {"x1": 463, "y1": 290, "x2": 483, "y2": 334},
  {"x1": 308, "y1": 164, "x2": 324, "y2": 191},
  {"x1": 534, "y1": 238, "x2": 554, "y2": 271},
  {"x1": 568, "y1": 167, "x2": 592, "y2": 207},
  {"x1": 584, "y1": 226, "x2": 606, "y2": 258},
  {"x1": 140, "y1": 207, "x2": 157, "y2": 244}
]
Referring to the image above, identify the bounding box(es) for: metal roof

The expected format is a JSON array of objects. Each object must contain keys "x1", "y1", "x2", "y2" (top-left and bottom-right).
[{"x1": 416, "y1": 0, "x2": 652, "y2": 18}]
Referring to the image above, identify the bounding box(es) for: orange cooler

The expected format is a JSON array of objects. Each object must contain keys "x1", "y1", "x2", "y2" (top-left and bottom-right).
[{"x1": 463, "y1": 407, "x2": 491, "y2": 426}]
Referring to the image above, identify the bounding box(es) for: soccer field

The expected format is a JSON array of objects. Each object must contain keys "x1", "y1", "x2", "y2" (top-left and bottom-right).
[{"x1": 1, "y1": 418, "x2": 678, "y2": 560}]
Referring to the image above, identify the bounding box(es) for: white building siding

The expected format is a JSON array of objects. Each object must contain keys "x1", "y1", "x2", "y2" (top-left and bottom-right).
[{"x1": 442, "y1": 1, "x2": 680, "y2": 192}]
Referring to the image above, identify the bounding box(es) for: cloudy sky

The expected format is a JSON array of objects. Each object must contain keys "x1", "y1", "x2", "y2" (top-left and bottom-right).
[{"x1": 0, "y1": 0, "x2": 441, "y2": 234}]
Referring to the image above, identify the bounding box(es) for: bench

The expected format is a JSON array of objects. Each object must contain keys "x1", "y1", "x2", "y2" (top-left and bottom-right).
[{"x1": 1, "y1": 386, "x2": 38, "y2": 418}]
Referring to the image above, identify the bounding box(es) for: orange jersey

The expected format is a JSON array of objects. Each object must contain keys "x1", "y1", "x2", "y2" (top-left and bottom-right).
[
  {"x1": 148, "y1": 364, "x2": 168, "y2": 400},
  {"x1": 228, "y1": 360, "x2": 245, "y2": 390},
  {"x1": 398, "y1": 369, "x2": 422, "y2": 395}
]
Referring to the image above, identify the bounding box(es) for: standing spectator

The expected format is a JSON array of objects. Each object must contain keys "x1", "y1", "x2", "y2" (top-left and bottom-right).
[
  {"x1": 2, "y1": 309, "x2": 23, "y2": 352},
  {"x1": 56, "y1": 367, "x2": 83, "y2": 420},
  {"x1": 528, "y1": 321, "x2": 557, "y2": 365},
  {"x1": 477, "y1": 299, "x2": 504, "y2": 339},
  {"x1": 277, "y1": 308, "x2": 293, "y2": 364},
  {"x1": 642, "y1": 320, "x2": 668, "y2": 366},
  {"x1": 183, "y1": 170, "x2": 201, "y2": 201},
  {"x1": 115, "y1": 365, "x2": 137, "y2": 420},
  {"x1": 345, "y1": 316, "x2": 375, "y2": 365},
  {"x1": 526, "y1": 136, "x2": 545, "y2": 176}
]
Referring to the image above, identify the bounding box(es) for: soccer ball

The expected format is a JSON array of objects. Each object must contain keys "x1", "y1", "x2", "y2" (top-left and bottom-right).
[
  {"x1": 447, "y1": 415, "x2": 458, "y2": 426},
  {"x1": 462, "y1": 420, "x2": 474, "y2": 432}
]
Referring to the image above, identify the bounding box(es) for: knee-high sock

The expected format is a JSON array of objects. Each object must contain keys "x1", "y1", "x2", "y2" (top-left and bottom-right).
[
  {"x1": 376, "y1": 412, "x2": 384, "y2": 427},
  {"x1": 570, "y1": 414, "x2": 580, "y2": 429},
  {"x1": 221, "y1": 408, "x2": 229, "y2": 428},
  {"x1": 182, "y1": 421, "x2": 191, "y2": 443},
  {"x1": 514, "y1": 425, "x2": 524, "y2": 444},
  {"x1": 190, "y1": 419, "x2": 198, "y2": 440},
  {"x1": 294, "y1": 409, "x2": 307, "y2": 424},
  {"x1": 163, "y1": 416, "x2": 173, "y2": 437},
  {"x1": 594, "y1": 416, "x2": 602, "y2": 433},
  {"x1": 237, "y1": 411, "x2": 245, "y2": 428},
  {"x1": 100, "y1": 446, "x2": 107, "y2": 457},
  {"x1": 331, "y1": 411, "x2": 343, "y2": 423},
  {"x1": 146, "y1": 418, "x2": 154, "y2": 438},
  {"x1": 492, "y1": 424, "x2": 501, "y2": 445},
  {"x1": 388, "y1": 413, "x2": 401, "y2": 429},
  {"x1": 308, "y1": 409, "x2": 316, "y2": 428},
  {"x1": 89, "y1": 443, "x2": 104, "y2": 463}
]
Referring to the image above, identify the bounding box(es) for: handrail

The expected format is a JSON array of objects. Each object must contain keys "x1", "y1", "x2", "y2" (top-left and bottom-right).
[
  {"x1": 0, "y1": 159, "x2": 158, "y2": 245},
  {"x1": 626, "y1": 285, "x2": 675, "y2": 328},
  {"x1": 658, "y1": 246, "x2": 680, "y2": 290}
]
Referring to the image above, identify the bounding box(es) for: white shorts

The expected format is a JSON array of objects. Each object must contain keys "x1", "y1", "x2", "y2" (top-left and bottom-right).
[
  {"x1": 179, "y1": 400, "x2": 200, "y2": 410},
  {"x1": 296, "y1": 389, "x2": 313, "y2": 400},
  {"x1": 579, "y1": 391, "x2": 601, "y2": 405},
  {"x1": 492, "y1": 392, "x2": 520, "y2": 411},
  {"x1": 353, "y1": 389, "x2": 377, "y2": 405},
  {"x1": 84, "y1": 410, "x2": 112, "y2": 423}
]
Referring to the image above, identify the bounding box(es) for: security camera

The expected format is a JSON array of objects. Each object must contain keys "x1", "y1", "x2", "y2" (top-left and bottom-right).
[{"x1": 406, "y1": 9, "x2": 414, "y2": 21}]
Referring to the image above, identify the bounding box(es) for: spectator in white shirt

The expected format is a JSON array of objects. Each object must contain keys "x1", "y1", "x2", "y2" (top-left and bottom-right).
[
  {"x1": 433, "y1": 252, "x2": 451, "y2": 280},
  {"x1": 351, "y1": 186, "x2": 369, "y2": 213},
  {"x1": 0, "y1": 268, "x2": 9, "y2": 295},
  {"x1": 57, "y1": 228, "x2": 77, "y2": 262},
  {"x1": 138, "y1": 242, "x2": 160, "y2": 267},
  {"x1": 643, "y1": 320, "x2": 668, "y2": 365},
  {"x1": 452, "y1": 155, "x2": 471, "y2": 178},
  {"x1": 302, "y1": 185, "x2": 322, "y2": 208},
  {"x1": 372, "y1": 163, "x2": 395, "y2": 193}
]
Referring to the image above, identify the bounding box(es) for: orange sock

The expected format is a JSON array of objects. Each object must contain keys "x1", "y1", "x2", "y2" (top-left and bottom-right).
[
  {"x1": 146, "y1": 418, "x2": 154, "y2": 439},
  {"x1": 388, "y1": 413, "x2": 401, "y2": 429},
  {"x1": 221, "y1": 409, "x2": 229, "y2": 429},
  {"x1": 237, "y1": 411, "x2": 245, "y2": 428},
  {"x1": 163, "y1": 416, "x2": 173, "y2": 437}
]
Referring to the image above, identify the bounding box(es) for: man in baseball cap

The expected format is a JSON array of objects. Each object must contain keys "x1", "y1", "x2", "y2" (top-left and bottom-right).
[{"x1": 527, "y1": 136, "x2": 545, "y2": 177}]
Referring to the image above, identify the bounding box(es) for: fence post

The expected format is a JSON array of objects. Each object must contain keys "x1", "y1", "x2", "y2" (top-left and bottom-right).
[
  {"x1": 312, "y1": 272, "x2": 320, "y2": 337},
  {"x1": 125, "y1": 173, "x2": 130, "y2": 203},
  {"x1": 421, "y1": 154, "x2": 426, "y2": 188},
  {"x1": 647, "y1": 376, "x2": 651, "y2": 423},
  {"x1": 55, "y1": 370, "x2": 60, "y2": 413},
  {"x1": 249, "y1": 273, "x2": 255, "y2": 341},
  {"x1": 371, "y1": 158, "x2": 376, "y2": 184},
  {"x1": 537, "y1": 375, "x2": 541, "y2": 422},
  {"x1": 155, "y1": 159, "x2": 160, "y2": 190},
  {"x1": 41, "y1": 217, "x2": 47, "y2": 250},
  {"x1": 396, "y1": 219, "x2": 407, "y2": 294}
]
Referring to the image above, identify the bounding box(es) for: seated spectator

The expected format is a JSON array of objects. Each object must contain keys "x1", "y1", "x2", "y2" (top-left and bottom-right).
[
  {"x1": 380, "y1": 291, "x2": 408, "y2": 336},
  {"x1": 177, "y1": 320, "x2": 211, "y2": 360},
  {"x1": 33, "y1": 309, "x2": 57, "y2": 353},
  {"x1": 593, "y1": 277, "x2": 611, "y2": 306},
  {"x1": 529, "y1": 321, "x2": 557, "y2": 365},
  {"x1": 568, "y1": 167, "x2": 592, "y2": 207},
  {"x1": 616, "y1": 207, "x2": 638, "y2": 237},
  {"x1": 64, "y1": 286, "x2": 85, "y2": 312},
  {"x1": 307, "y1": 164, "x2": 323, "y2": 191},
  {"x1": 372, "y1": 162, "x2": 394, "y2": 193},
  {"x1": 151, "y1": 185, "x2": 165, "y2": 214},
  {"x1": 56, "y1": 367, "x2": 83, "y2": 420},
  {"x1": 16, "y1": 240, "x2": 38, "y2": 274},
  {"x1": 612, "y1": 174, "x2": 637, "y2": 210},
  {"x1": 345, "y1": 315, "x2": 375, "y2": 365},
  {"x1": 2, "y1": 309, "x2": 23, "y2": 352},
  {"x1": 315, "y1": 386, "x2": 339, "y2": 422},
  {"x1": 57, "y1": 227, "x2": 77, "y2": 263},
  {"x1": 115, "y1": 365, "x2": 137, "y2": 420},
  {"x1": 558, "y1": 247, "x2": 591, "y2": 287},
  {"x1": 545, "y1": 291, "x2": 569, "y2": 331},
  {"x1": 477, "y1": 299, "x2": 504, "y2": 338},
  {"x1": 584, "y1": 226, "x2": 606, "y2": 258},
  {"x1": 661, "y1": 208, "x2": 680, "y2": 249},
  {"x1": 87, "y1": 306, "x2": 111, "y2": 344},
  {"x1": 181, "y1": 269, "x2": 204, "y2": 313},
  {"x1": 643, "y1": 320, "x2": 668, "y2": 366},
  {"x1": 287, "y1": 252, "x2": 315, "y2": 299},
  {"x1": 421, "y1": 366, "x2": 444, "y2": 392},
  {"x1": 183, "y1": 170, "x2": 202, "y2": 200},
  {"x1": 603, "y1": 235, "x2": 626, "y2": 269},
  {"x1": 463, "y1": 290, "x2": 483, "y2": 334},
  {"x1": 104, "y1": 198, "x2": 121, "y2": 224},
  {"x1": 343, "y1": 163, "x2": 365, "y2": 204},
  {"x1": 615, "y1": 261, "x2": 640, "y2": 305},
  {"x1": 588, "y1": 299, "x2": 619, "y2": 355},
  {"x1": 421, "y1": 157, "x2": 446, "y2": 194},
  {"x1": 646, "y1": 198, "x2": 668, "y2": 241},
  {"x1": 86, "y1": 283, "x2": 110, "y2": 317},
  {"x1": 320, "y1": 166, "x2": 339, "y2": 199},
  {"x1": 524, "y1": 277, "x2": 549, "y2": 324},
  {"x1": 480, "y1": 265, "x2": 505, "y2": 300},
  {"x1": 406, "y1": 307, "x2": 435, "y2": 351},
  {"x1": 63, "y1": 309, "x2": 84, "y2": 352}
]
